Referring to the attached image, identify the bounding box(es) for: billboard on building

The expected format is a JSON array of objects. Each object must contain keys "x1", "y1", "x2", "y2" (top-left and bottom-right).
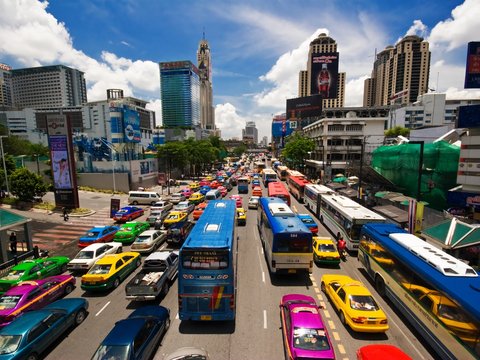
[
  {"x1": 456, "y1": 104, "x2": 480, "y2": 128},
  {"x1": 272, "y1": 120, "x2": 294, "y2": 138},
  {"x1": 465, "y1": 42, "x2": 480, "y2": 89},
  {"x1": 286, "y1": 95, "x2": 323, "y2": 120},
  {"x1": 310, "y1": 52, "x2": 339, "y2": 98},
  {"x1": 123, "y1": 106, "x2": 141, "y2": 143}
]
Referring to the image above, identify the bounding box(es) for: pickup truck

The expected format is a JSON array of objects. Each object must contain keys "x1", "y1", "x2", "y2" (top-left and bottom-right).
[{"x1": 125, "y1": 250, "x2": 179, "y2": 301}]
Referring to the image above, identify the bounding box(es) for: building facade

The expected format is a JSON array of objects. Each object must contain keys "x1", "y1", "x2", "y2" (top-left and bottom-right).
[
  {"x1": 242, "y1": 121, "x2": 258, "y2": 144},
  {"x1": 298, "y1": 33, "x2": 345, "y2": 108},
  {"x1": 197, "y1": 36, "x2": 215, "y2": 131},
  {"x1": 364, "y1": 35, "x2": 431, "y2": 107},
  {"x1": 8, "y1": 65, "x2": 87, "y2": 109},
  {"x1": 159, "y1": 61, "x2": 200, "y2": 128},
  {"x1": 0, "y1": 63, "x2": 13, "y2": 109}
]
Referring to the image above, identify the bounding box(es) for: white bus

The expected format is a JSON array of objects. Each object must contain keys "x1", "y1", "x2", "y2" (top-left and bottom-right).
[
  {"x1": 275, "y1": 165, "x2": 289, "y2": 181},
  {"x1": 262, "y1": 168, "x2": 277, "y2": 186},
  {"x1": 303, "y1": 186, "x2": 385, "y2": 251}
]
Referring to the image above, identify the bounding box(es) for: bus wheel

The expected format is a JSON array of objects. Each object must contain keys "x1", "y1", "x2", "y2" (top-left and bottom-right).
[
  {"x1": 375, "y1": 276, "x2": 386, "y2": 297},
  {"x1": 320, "y1": 216, "x2": 324, "y2": 224}
]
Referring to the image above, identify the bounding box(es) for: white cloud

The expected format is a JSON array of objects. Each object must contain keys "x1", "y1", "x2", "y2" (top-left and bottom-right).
[
  {"x1": 345, "y1": 75, "x2": 369, "y2": 107},
  {"x1": 405, "y1": 20, "x2": 428, "y2": 38},
  {"x1": 214, "y1": 103, "x2": 248, "y2": 139}
]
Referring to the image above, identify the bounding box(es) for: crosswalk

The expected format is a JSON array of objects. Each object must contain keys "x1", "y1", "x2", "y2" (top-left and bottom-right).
[{"x1": 23, "y1": 208, "x2": 116, "y2": 253}]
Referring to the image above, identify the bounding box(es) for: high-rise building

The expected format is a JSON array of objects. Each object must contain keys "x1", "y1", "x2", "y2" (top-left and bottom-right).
[
  {"x1": 363, "y1": 35, "x2": 431, "y2": 106},
  {"x1": 197, "y1": 35, "x2": 215, "y2": 130},
  {"x1": 0, "y1": 63, "x2": 13, "y2": 109},
  {"x1": 159, "y1": 61, "x2": 200, "y2": 128},
  {"x1": 242, "y1": 121, "x2": 258, "y2": 144},
  {"x1": 9, "y1": 65, "x2": 87, "y2": 109},
  {"x1": 298, "y1": 33, "x2": 345, "y2": 108}
]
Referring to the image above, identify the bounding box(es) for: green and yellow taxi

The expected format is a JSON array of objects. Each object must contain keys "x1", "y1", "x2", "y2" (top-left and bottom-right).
[
  {"x1": 189, "y1": 192, "x2": 205, "y2": 205},
  {"x1": 163, "y1": 211, "x2": 188, "y2": 228},
  {"x1": 81, "y1": 252, "x2": 141, "y2": 292},
  {"x1": 236, "y1": 207, "x2": 247, "y2": 226},
  {"x1": 313, "y1": 237, "x2": 340, "y2": 266},
  {"x1": 188, "y1": 181, "x2": 200, "y2": 192},
  {"x1": 113, "y1": 221, "x2": 150, "y2": 244}
]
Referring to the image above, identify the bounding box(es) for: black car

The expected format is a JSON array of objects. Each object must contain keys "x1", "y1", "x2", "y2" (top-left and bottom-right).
[{"x1": 224, "y1": 181, "x2": 233, "y2": 192}]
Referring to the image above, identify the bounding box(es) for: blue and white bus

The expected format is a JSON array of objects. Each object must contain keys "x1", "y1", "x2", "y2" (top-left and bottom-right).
[
  {"x1": 359, "y1": 223, "x2": 480, "y2": 360},
  {"x1": 262, "y1": 168, "x2": 277, "y2": 186},
  {"x1": 257, "y1": 197, "x2": 313, "y2": 274},
  {"x1": 237, "y1": 176, "x2": 249, "y2": 194},
  {"x1": 178, "y1": 200, "x2": 237, "y2": 321}
]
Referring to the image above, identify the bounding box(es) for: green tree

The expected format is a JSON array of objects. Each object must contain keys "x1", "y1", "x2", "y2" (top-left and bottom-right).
[
  {"x1": 281, "y1": 133, "x2": 315, "y2": 170},
  {"x1": 233, "y1": 144, "x2": 247, "y2": 158},
  {"x1": 9, "y1": 168, "x2": 48, "y2": 202},
  {"x1": 0, "y1": 155, "x2": 16, "y2": 191},
  {"x1": 385, "y1": 126, "x2": 410, "y2": 137},
  {"x1": 156, "y1": 142, "x2": 188, "y2": 179}
]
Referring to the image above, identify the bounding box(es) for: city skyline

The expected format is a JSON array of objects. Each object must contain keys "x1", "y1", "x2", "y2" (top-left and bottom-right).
[{"x1": 0, "y1": 0, "x2": 479, "y2": 140}]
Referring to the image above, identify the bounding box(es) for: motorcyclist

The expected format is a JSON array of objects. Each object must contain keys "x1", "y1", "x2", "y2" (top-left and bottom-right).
[{"x1": 337, "y1": 237, "x2": 346, "y2": 258}]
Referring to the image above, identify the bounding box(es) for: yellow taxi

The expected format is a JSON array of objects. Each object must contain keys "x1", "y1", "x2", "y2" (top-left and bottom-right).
[
  {"x1": 236, "y1": 207, "x2": 247, "y2": 226},
  {"x1": 359, "y1": 240, "x2": 395, "y2": 268},
  {"x1": 188, "y1": 192, "x2": 205, "y2": 205},
  {"x1": 205, "y1": 175, "x2": 214, "y2": 181},
  {"x1": 188, "y1": 181, "x2": 200, "y2": 192},
  {"x1": 313, "y1": 237, "x2": 340, "y2": 266},
  {"x1": 81, "y1": 252, "x2": 141, "y2": 292},
  {"x1": 163, "y1": 211, "x2": 188, "y2": 228},
  {"x1": 321, "y1": 274, "x2": 389, "y2": 333}
]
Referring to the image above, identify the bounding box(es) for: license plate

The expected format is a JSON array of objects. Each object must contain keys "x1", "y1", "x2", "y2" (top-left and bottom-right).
[
  {"x1": 200, "y1": 315, "x2": 212, "y2": 321},
  {"x1": 288, "y1": 269, "x2": 297, "y2": 274},
  {"x1": 367, "y1": 320, "x2": 376, "y2": 324}
]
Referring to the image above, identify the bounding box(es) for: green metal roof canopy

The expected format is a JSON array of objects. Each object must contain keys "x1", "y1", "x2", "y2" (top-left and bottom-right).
[
  {"x1": 0, "y1": 209, "x2": 31, "y2": 231},
  {"x1": 422, "y1": 218, "x2": 480, "y2": 249}
]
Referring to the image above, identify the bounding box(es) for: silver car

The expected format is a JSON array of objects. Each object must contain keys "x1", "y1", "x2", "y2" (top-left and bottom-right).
[
  {"x1": 248, "y1": 196, "x2": 260, "y2": 209},
  {"x1": 130, "y1": 229, "x2": 167, "y2": 253},
  {"x1": 151, "y1": 200, "x2": 173, "y2": 212},
  {"x1": 169, "y1": 193, "x2": 186, "y2": 204}
]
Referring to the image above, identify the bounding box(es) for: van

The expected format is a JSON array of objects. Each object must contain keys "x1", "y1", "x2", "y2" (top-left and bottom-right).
[
  {"x1": 128, "y1": 191, "x2": 161, "y2": 205},
  {"x1": 205, "y1": 189, "x2": 221, "y2": 201}
]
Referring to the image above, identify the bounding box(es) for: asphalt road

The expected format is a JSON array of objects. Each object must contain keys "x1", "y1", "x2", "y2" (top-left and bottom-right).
[{"x1": 32, "y1": 183, "x2": 438, "y2": 360}]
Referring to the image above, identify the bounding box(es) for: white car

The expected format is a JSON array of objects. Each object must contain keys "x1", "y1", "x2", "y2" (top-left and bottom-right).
[
  {"x1": 67, "y1": 242, "x2": 122, "y2": 272},
  {"x1": 248, "y1": 196, "x2": 260, "y2": 209},
  {"x1": 174, "y1": 201, "x2": 195, "y2": 214},
  {"x1": 130, "y1": 229, "x2": 167, "y2": 253},
  {"x1": 150, "y1": 200, "x2": 173, "y2": 212},
  {"x1": 169, "y1": 193, "x2": 186, "y2": 205}
]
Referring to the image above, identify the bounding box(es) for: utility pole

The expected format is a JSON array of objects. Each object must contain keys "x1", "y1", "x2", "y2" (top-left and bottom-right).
[{"x1": 0, "y1": 136, "x2": 9, "y2": 195}]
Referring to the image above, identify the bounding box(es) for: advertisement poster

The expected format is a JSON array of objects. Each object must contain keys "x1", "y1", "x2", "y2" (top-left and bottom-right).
[
  {"x1": 286, "y1": 95, "x2": 323, "y2": 119},
  {"x1": 123, "y1": 107, "x2": 141, "y2": 143},
  {"x1": 310, "y1": 52, "x2": 339, "y2": 99},
  {"x1": 140, "y1": 161, "x2": 150, "y2": 175},
  {"x1": 50, "y1": 136, "x2": 73, "y2": 189},
  {"x1": 465, "y1": 41, "x2": 480, "y2": 89}
]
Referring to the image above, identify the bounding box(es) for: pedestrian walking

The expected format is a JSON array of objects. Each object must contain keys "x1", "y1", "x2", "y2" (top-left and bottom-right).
[{"x1": 9, "y1": 232, "x2": 17, "y2": 254}]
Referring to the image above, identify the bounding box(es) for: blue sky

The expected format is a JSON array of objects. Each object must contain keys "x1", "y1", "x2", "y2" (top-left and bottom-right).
[{"x1": 1, "y1": 0, "x2": 479, "y2": 140}]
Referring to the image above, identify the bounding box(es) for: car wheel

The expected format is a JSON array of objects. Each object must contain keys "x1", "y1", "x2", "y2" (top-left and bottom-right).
[
  {"x1": 74, "y1": 309, "x2": 87, "y2": 326},
  {"x1": 375, "y1": 276, "x2": 386, "y2": 297},
  {"x1": 116, "y1": 246, "x2": 122, "y2": 254},
  {"x1": 60, "y1": 264, "x2": 68, "y2": 273},
  {"x1": 320, "y1": 282, "x2": 326, "y2": 293},
  {"x1": 339, "y1": 311, "x2": 346, "y2": 326},
  {"x1": 151, "y1": 201, "x2": 156, "y2": 206},
  {"x1": 113, "y1": 278, "x2": 120, "y2": 288},
  {"x1": 64, "y1": 283, "x2": 74, "y2": 295},
  {"x1": 133, "y1": 201, "x2": 138, "y2": 205},
  {"x1": 162, "y1": 282, "x2": 170, "y2": 296},
  {"x1": 135, "y1": 258, "x2": 141, "y2": 268},
  {"x1": 26, "y1": 353, "x2": 38, "y2": 360}
]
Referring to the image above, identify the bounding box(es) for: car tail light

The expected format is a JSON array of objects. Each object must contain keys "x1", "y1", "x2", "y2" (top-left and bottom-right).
[
  {"x1": 352, "y1": 317, "x2": 367, "y2": 324},
  {"x1": 380, "y1": 319, "x2": 388, "y2": 324}
]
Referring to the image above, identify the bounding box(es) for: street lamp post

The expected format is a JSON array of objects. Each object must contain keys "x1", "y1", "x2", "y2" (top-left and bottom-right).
[{"x1": 0, "y1": 136, "x2": 9, "y2": 196}]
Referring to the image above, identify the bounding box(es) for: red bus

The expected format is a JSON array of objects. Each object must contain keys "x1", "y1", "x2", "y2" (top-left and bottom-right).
[
  {"x1": 267, "y1": 181, "x2": 291, "y2": 206},
  {"x1": 286, "y1": 176, "x2": 310, "y2": 203}
]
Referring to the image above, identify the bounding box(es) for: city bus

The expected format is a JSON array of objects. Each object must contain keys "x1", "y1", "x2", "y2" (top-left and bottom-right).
[
  {"x1": 275, "y1": 165, "x2": 289, "y2": 181},
  {"x1": 257, "y1": 197, "x2": 313, "y2": 274},
  {"x1": 304, "y1": 187, "x2": 385, "y2": 251},
  {"x1": 286, "y1": 169, "x2": 306, "y2": 181},
  {"x1": 267, "y1": 181, "x2": 291, "y2": 206},
  {"x1": 178, "y1": 200, "x2": 237, "y2": 321},
  {"x1": 237, "y1": 176, "x2": 249, "y2": 194},
  {"x1": 254, "y1": 161, "x2": 266, "y2": 174},
  {"x1": 359, "y1": 223, "x2": 480, "y2": 360},
  {"x1": 286, "y1": 175, "x2": 311, "y2": 202},
  {"x1": 262, "y1": 168, "x2": 278, "y2": 186}
]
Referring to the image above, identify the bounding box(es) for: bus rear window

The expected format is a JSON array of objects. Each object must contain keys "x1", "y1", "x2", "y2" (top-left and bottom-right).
[
  {"x1": 181, "y1": 250, "x2": 229, "y2": 270},
  {"x1": 274, "y1": 237, "x2": 311, "y2": 253}
]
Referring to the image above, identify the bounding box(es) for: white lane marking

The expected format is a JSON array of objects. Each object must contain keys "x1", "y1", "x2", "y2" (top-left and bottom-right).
[
  {"x1": 388, "y1": 315, "x2": 427, "y2": 359},
  {"x1": 263, "y1": 310, "x2": 267, "y2": 329},
  {"x1": 175, "y1": 313, "x2": 179, "y2": 319},
  {"x1": 262, "y1": 271, "x2": 265, "y2": 283},
  {"x1": 95, "y1": 301, "x2": 111, "y2": 317}
]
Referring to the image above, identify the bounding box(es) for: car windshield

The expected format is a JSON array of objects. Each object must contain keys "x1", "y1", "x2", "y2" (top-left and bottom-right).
[
  {"x1": 135, "y1": 236, "x2": 151, "y2": 243},
  {"x1": 85, "y1": 231, "x2": 100, "y2": 238},
  {"x1": 76, "y1": 251, "x2": 94, "y2": 260},
  {"x1": 89, "y1": 264, "x2": 111, "y2": 275},
  {"x1": 0, "y1": 335, "x2": 22, "y2": 354},
  {"x1": 301, "y1": 218, "x2": 315, "y2": 224},
  {"x1": 320, "y1": 244, "x2": 336, "y2": 252},
  {"x1": 293, "y1": 327, "x2": 330, "y2": 351},
  {"x1": 0, "y1": 295, "x2": 22, "y2": 309},
  {"x1": 4, "y1": 270, "x2": 25, "y2": 280},
  {"x1": 349, "y1": 295, "x2": 379, "y2": 311},
  {"x1": 116, "y1": 210, "x2": 128, "y2": 214},
  {"x1": 91, "y1": 345, "x2": 130, "y2": 360},
  {"x1": 167, "y1": 214, "x2": 179, "y2": 220},
  {"x1": 122, "y1": 226, "x2": 134, "y2": 232}
]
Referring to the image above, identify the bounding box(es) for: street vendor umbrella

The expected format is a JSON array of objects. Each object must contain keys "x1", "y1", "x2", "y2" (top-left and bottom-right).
[
  {"x1": 334, "y1": 173, "x2": 345, "y2": 178},
  {"x1": 332, "y1": 176, "x2": 347, "y2": 183}
]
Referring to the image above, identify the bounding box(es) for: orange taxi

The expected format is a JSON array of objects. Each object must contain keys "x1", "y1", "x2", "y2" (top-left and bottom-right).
[
  {"x1": 252, "y1": 186, "x2": 263, "y2": 197},
  {"x1": 192, "y1": 202, "x2": 208, "y2": 221}
]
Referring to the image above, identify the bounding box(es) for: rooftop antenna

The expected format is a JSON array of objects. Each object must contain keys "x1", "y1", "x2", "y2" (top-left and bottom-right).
[{"x1": 203, "y1": 27, "x2": 205, "y2": 40}]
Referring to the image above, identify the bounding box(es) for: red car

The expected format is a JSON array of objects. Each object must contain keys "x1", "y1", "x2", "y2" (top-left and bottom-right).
[
  {"x1": 180, "y1": 188, "x2": 193, "y2": 199},
  {"x1": 199, "y1": 179, "x2": 210, "y2": 187},
  {"x1": 217, "y1": 186, "x2": 228, "y2": 197},
  {"x1": 230, "y1": 195, "x2": 243, "y2": 208},
  {"x1": 113, "y1": 206, "x2": 144, "y2": 223},
  {"x1": 209, "y1": 180, "x2": 220, "y2": 189}
]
